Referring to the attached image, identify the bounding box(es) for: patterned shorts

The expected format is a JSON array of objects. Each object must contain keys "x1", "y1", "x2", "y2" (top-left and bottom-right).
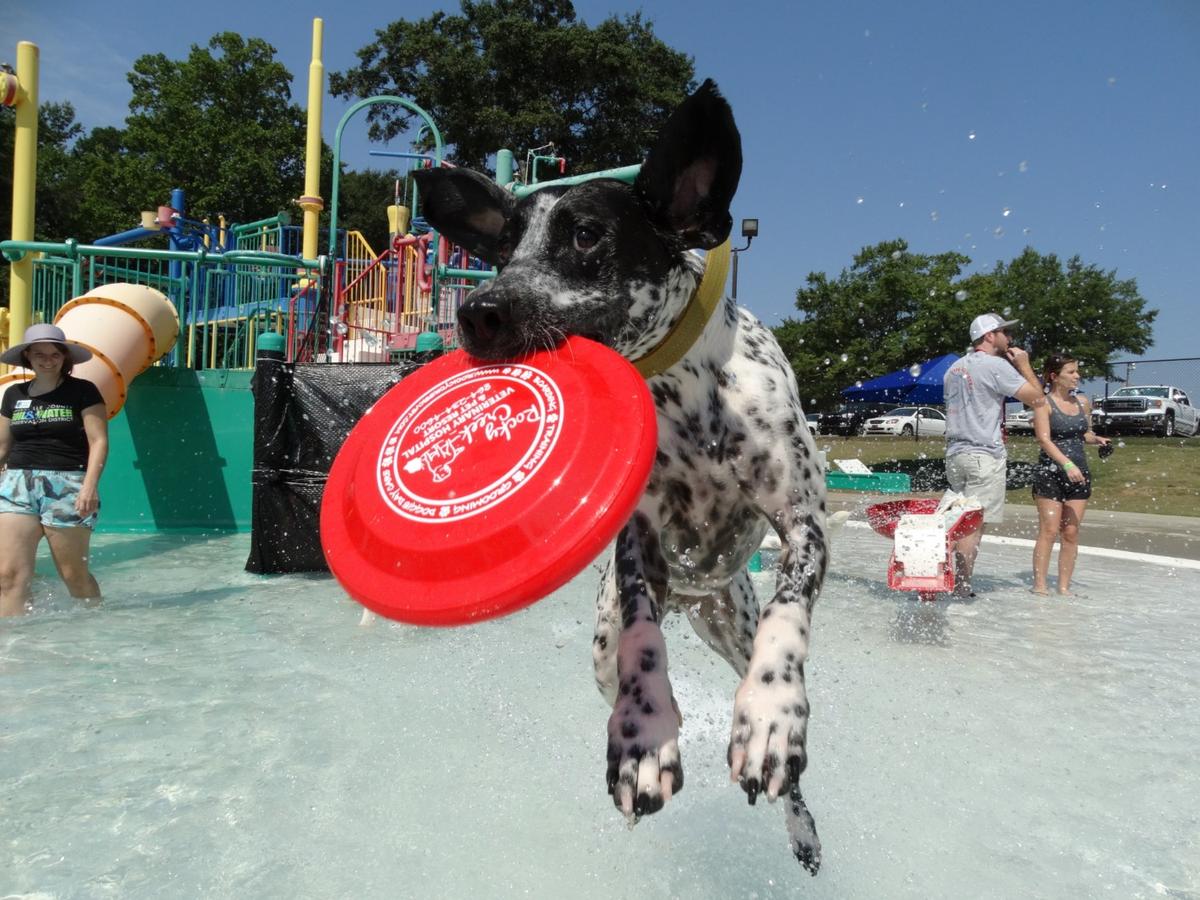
[{"x1": 0, "y1": 468, "x2": 98, "y2": 529}]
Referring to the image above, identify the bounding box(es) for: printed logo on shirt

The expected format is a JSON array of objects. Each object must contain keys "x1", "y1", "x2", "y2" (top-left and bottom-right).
[{"x1": 12, "y1": 403, "x2": 73, "y2": 425}]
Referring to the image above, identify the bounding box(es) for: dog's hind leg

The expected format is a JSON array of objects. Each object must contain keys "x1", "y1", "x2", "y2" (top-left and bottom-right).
[
  {"x1": 603, "y1": 513, "x2": 684, "y2": 820},
  {"x1": 680, "y1": 569, "x2": 759, "y2": 678}
]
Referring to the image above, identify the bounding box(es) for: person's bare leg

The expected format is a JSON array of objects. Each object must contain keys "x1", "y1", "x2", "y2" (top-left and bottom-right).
[
  {"x1": 953, "y1": 525, "x2": 986, "y2": 594},
  {"x1": 44, "y1": 525, "x2": 102, "y2": 606},
  {"x1": 1057, "y1": 500, "x2": 1087, "y2": 594},
  {"x1": 0, "y1": 513, "x2": 44, "y2": 617},
  {"x1": 1031, "y1": 498, "x2": 1062, "y2": 595}
]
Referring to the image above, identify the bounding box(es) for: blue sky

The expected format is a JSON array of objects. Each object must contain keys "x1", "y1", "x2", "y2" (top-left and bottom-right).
[{"x1": 6, "y1": 0, "x2": 1199, "y2": 363}]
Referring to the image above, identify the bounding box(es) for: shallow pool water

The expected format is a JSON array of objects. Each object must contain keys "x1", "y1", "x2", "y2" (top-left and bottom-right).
[{"x1": 2, "y1": 527, "x2": 1197, "y2": 899}]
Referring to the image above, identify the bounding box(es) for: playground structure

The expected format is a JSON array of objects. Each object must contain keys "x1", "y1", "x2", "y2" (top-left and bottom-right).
[
  {"x1": 0, "y1": 20, "x2": 613, "y2": 535},
  {"x1": 1, "y1": 19, "x2": 653, "y2": 379},
  {"x1": 0, "y1": 22, "x2": 498, "y2": 378}
]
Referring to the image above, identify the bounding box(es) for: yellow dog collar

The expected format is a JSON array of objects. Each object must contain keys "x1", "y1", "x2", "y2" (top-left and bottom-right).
[{"x1": 632, "y1": 239, "x2": 731, "y2": 379}]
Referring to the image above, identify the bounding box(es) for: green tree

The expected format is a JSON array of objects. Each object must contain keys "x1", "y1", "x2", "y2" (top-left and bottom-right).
[
  {"x1": 0, "y1": 101, "x2": 83, "y2": 245},
  {"x1": 773, "y1": 240, "x2": 1156, "y2": 410},
  {"x1": 66, "y1": 125, "x2": 170, "y2": 241},
  {"x1": 0, "y1": 101, "x2": 86, "y2": 307},
  {"x1": 773, "y1": 240, "x2": 975, "y2": 409},
  {"x1": 983, "y1": 247, "x2": 1156, "y2": 380},
  {"x1": 122, "y1": 32, "x2": 309, "y2": 223},
  {"x1": 334, "y1": 168, "x2": 407, "y2": 255},
  {"x1": 329, "y1": 0, "x2": 695, "y2": 172}
]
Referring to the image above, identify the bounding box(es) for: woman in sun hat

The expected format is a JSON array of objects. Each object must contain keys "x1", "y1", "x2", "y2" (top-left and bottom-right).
[{"x1": 0, "y1": 323, "x2": 108, "y2": 616}]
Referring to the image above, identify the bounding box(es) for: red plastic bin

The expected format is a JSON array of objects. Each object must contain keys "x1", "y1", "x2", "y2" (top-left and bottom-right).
[{"x1": 865, "y1": 498, "x2": 984, "y2": 599}]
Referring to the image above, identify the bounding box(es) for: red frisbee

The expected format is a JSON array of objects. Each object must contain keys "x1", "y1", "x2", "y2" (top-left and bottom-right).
[{"x1": 320, "y1": 336, "x2": 657, "y2": 626}]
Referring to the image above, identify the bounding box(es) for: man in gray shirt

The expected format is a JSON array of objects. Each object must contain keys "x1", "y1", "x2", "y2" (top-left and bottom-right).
[{"x1": 943, "y1": 313, "x2": 1045, "y2": 595}]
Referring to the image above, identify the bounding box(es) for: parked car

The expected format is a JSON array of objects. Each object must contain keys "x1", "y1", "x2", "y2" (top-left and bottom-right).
[
  {"x1": 1092, "y1": 385, "x2": 1199, "y2": 437},
  {"x1": 805, "y1": 413, "x2": 821, "y2": 435},
  {"x1": 862, "y1": 406, "x2": 947, "y2": 437},
  {"x1": 1005, "y1": 406, "x2": 1035, "y2": 433},
  {"x1": 820, "y1": 402, "x2": 896, "y2": 436}
]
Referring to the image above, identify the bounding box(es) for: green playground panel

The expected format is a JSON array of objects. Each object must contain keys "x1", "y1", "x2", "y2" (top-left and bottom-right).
[
  {"x1": 101, "y1": 368, "x2": 254, "y2": 532},
  {"x1": 825, "y1": 472, "x2": 912, "y2": 493}
]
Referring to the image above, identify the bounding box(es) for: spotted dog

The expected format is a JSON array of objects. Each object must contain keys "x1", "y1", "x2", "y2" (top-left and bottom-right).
[{"x1": 414, "y1": 80, "x2": 829, "y2": 874}]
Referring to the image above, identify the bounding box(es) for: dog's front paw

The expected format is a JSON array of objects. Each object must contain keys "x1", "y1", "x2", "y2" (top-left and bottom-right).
[
  {"x1": 727, "y1": 664, "x2": 809, "y2": 804},
  {"x1": 606, "y1": 672, "x2": 683, "y2": 820}
]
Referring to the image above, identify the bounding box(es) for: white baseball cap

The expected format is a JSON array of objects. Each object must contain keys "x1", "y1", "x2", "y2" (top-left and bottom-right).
[{"x1": 969, "y1": 312, "x2": 1020, "y2": 343}]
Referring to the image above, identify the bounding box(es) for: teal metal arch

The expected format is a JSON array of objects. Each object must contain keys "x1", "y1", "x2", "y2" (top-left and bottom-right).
[{"x1": 326, "y1": 95, "x2": 444, "y2": 258}]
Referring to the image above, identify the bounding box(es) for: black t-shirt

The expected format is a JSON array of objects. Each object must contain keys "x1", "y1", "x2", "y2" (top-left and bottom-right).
[{"x1": 1, "y1": 376, "x2": 105, "y2": 471}]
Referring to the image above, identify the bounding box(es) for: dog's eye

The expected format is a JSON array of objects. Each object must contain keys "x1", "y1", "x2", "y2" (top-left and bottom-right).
[{"x1": 573, "y1": 226, "x2": 600, "y2": 252}]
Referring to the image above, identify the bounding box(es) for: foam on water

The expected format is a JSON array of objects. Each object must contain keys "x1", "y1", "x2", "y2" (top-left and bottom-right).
[{"x1": 2, "y1": 529, "x2": 1197, "y2": 898}]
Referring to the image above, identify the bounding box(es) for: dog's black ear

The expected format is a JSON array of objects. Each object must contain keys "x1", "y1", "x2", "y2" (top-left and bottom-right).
[
  {"x1": 413, "y1": 167, "x2": 514, "y2": 265},
  {"x1": 634, "y1": 79, "x2": 743, "y2": 250}
]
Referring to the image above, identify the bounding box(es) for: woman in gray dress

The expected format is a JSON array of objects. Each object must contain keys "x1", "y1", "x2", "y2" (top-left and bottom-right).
[{"x1": 1030, "y1": 353, "x2": 1111, "y2": 595}]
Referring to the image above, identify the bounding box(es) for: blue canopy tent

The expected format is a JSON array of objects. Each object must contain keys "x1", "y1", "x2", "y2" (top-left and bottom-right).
[{"x1": 839, "y1": 353, "x2": 959, "y2": 405}]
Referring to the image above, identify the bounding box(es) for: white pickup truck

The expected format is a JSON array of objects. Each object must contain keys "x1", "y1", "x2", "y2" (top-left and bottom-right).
[{"x1": 1092, "y1": 385, "x2": 1199, "y2": 437}]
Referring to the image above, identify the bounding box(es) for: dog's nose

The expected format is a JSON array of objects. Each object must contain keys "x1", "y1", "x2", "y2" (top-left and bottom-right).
[{"x1": 458, "y1": 294, "x2": 512, "y2": 343}]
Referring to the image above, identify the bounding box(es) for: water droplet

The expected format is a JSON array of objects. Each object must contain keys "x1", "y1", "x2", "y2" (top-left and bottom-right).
[
  {"x1": 909, "y1": 364, "x2": 923, "y2": 377},
  {"x1": 930, "y1": 210, "x2": 939, "y2": 222},
  {"x1": 840, "y1": 353, "x2": 849, "y2": 362},
  {"x1": 1002, "y1": 208, "x2": 1011, "y2": 217},
  {"x1": 968, "y1": 131, "x2": 976, "y2": 141},
  {"x1": 856, "y1": 196, "x2": 865, "y2": 205},
  {"x1": 955, "y1": 289, "x2": 968, "y2": 301},
  {"x1": 891, "y1": 250, "x2": 902, "y2": 259}
]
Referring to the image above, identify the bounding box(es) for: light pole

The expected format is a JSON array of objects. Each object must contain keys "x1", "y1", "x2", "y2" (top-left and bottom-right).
[{"x1": 729, "y1": 217, "x2": 758, "y2": 300}]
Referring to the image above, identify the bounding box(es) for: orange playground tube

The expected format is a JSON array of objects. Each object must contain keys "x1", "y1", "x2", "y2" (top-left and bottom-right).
[{"x1": 41, "y1": 283, "x2": 178, "y2": 418}]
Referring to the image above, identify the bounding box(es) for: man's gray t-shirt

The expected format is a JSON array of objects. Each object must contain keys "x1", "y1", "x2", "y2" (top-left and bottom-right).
[{"x1": 943, "y1": 351, "x2": 1030, "y2": 459}]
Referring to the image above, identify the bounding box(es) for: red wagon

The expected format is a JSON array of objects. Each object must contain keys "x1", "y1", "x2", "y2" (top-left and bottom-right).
[{"x1": 865, "y1": 498, "x2": 984, "y2": 600}]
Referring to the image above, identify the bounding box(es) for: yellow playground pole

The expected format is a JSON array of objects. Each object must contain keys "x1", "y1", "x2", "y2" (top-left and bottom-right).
[
  {"x1": 297, "y1": 18, "x2": 325, "y2": 263},
  {"x1": 5, "y1": 41, "x2": 39, "y2": 355}
]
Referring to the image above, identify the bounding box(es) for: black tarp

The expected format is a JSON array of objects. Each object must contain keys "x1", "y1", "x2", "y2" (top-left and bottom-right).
[{"x1": 245, "y1": 354, "x2": 430, "y2": 573}]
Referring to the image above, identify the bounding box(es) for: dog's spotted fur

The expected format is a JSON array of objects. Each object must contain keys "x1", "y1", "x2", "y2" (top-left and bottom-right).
[{"x1": 414, "y1": 80, "x2": 828, "y2": 874}]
